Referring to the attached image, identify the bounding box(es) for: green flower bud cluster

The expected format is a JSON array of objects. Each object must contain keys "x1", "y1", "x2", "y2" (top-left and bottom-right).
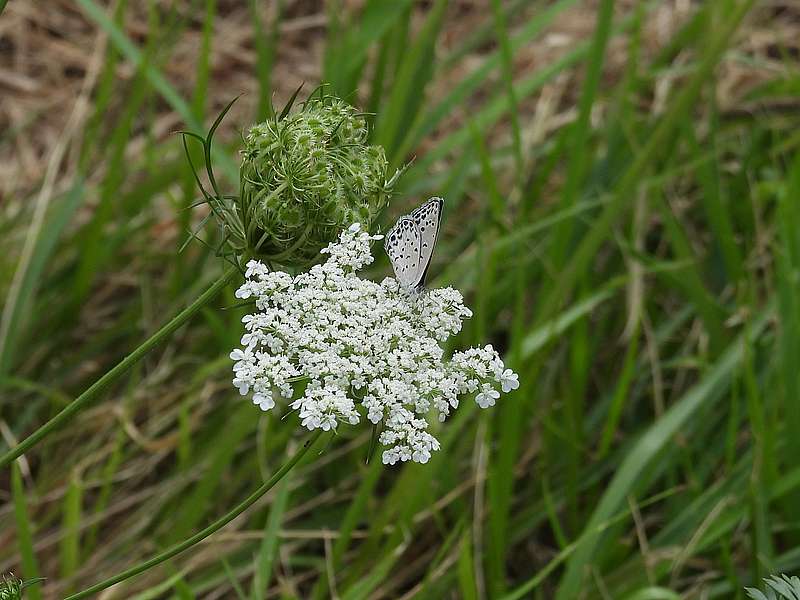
[
  {"x1": 0, "y1": 574, "x2": 41, "y2": 600},
  {"x1": 237, "y1": 94, "x2": 397, "y2": 266},
  {"x1": 0, "y1": 574, "x2": 20, "y2": 600}
]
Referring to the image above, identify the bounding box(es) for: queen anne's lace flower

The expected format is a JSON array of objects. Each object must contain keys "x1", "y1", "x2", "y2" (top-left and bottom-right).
[{"x1": 230, "y1": 223, "x2": 519, "y2": 465}]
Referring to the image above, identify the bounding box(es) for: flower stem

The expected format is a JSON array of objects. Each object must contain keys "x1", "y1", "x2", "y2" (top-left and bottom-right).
[
  {"x1": 64, "y1": 430, "x2": 322, "y2": 600},
  {"x1": 0, "y1": 268, "x2": 239, "y2": 469}
]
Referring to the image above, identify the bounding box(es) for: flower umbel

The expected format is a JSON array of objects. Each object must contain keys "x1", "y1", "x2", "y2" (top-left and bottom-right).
[{"x1": 231, "y1": 224, "x2": 518, "y2": 465}]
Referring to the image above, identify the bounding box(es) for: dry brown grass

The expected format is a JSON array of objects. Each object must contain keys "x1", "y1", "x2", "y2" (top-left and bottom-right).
[{"x1": 1, "y1": 1, "x2": 791, "y2": 201}]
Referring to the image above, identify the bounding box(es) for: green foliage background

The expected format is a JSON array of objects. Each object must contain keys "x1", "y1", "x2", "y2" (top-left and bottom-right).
[{"x1": 1, "y1": 0, "x2": 798, "y2": 598}]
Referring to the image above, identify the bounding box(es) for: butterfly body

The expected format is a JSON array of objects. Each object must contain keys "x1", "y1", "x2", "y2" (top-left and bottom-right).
[{"x1": 384, "y1": 197, "x2": 444, "y2": 290}]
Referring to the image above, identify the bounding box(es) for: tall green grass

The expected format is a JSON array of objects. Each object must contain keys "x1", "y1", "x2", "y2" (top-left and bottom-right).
[{"x1": 2, "y1": 0, "x2": 798, "y2": 598}]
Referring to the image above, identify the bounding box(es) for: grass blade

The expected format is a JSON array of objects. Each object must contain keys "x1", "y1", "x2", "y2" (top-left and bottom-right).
[
  {"x1": 252, "y1": 477, "x2": 291, "y2": 600},
  {"x1": 251, "y1": 0, "x2": 283, "y2": 121},
  {"x1": 60, "y1": 473, "x2": 83, "y2": 589},
  {"x1": 538, "y1": 0, "x2": 755, "y2": 325},
  {"x1": 0, "y1": 181, "x2": 84, "y2": 376},
  {"x1": 75, "y1": 0, "x2": 237, "y2": 180},
  {"x1": 375, "y1": 0, "x2": 449, "y2": 162},
  {"x1": 12, "y1": 462, "x2": 42, "y2": 600},
  {"x1": 555, "y1": 302, "x2": 773, "y2": 598}
]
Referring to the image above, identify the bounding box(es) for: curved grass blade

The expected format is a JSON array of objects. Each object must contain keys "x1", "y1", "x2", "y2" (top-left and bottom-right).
[{"x1": 554, "y1": 302, "x2": 773, "y2": 599}]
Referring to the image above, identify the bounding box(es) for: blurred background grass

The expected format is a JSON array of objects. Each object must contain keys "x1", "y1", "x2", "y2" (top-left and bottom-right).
[{"x1": 1, "y1": 0, "x2": 799, "y2": 598}]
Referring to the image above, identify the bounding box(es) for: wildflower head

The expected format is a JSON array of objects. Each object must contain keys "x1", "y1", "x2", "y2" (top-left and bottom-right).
[
  {"x1": 230, "y1": 223, "x2": 518, "y2": 465},
  {"x1": 0, "y1": 574, "x2": 41, "y2": 600},
  {"x1": 237, "y1": 93, "x2": 398, "y2": 266},
  {"x1": 0, "y1": 574, "x2": 21, "y2": 600},
  {"x1": 182, "y1": 90, "x2": 401, "y2": 268}
]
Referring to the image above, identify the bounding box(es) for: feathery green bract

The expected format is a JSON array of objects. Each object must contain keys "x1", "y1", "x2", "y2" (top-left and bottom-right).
[
  {"x1": 182, "y1": 91, "x2": 401, "y2": 268},
  {"x1": 746, "y1": 575, "x2": 800, "y2": 600},
  {"x1": 238, "y1": 93, "x2": 397, "y2": 265}
]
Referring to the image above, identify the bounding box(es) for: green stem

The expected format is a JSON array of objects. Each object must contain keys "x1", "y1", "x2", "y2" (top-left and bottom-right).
[
  {"x1": 0, "y1": 268, "x2": 239, "y2": 469},
  {"x1": 65, "y1": 430, "x2": 322, "y2": 600}
]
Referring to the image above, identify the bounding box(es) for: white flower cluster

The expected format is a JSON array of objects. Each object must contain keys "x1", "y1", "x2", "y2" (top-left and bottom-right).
[{"x1": 231, "y1": 223, "x2": 519, "y2": 465}]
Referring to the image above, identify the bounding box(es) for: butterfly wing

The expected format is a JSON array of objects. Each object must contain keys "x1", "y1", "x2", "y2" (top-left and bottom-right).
[
  {"x1": 384, "y1": 216, "x2": 422, "y2": 289},
  {"x1": 409, "y1": 196, "x2": 444, "y2": 289}
]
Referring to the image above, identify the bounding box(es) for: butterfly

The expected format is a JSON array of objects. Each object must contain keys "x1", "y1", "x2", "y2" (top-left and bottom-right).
[{"x1": 384, "y1": 196, "x2": 444, "y2": 290}]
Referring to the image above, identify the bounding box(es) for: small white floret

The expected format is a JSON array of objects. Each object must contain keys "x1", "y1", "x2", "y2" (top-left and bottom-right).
[{"x1": 475, "y1": 385, "x2": 500, "y2": 409}]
